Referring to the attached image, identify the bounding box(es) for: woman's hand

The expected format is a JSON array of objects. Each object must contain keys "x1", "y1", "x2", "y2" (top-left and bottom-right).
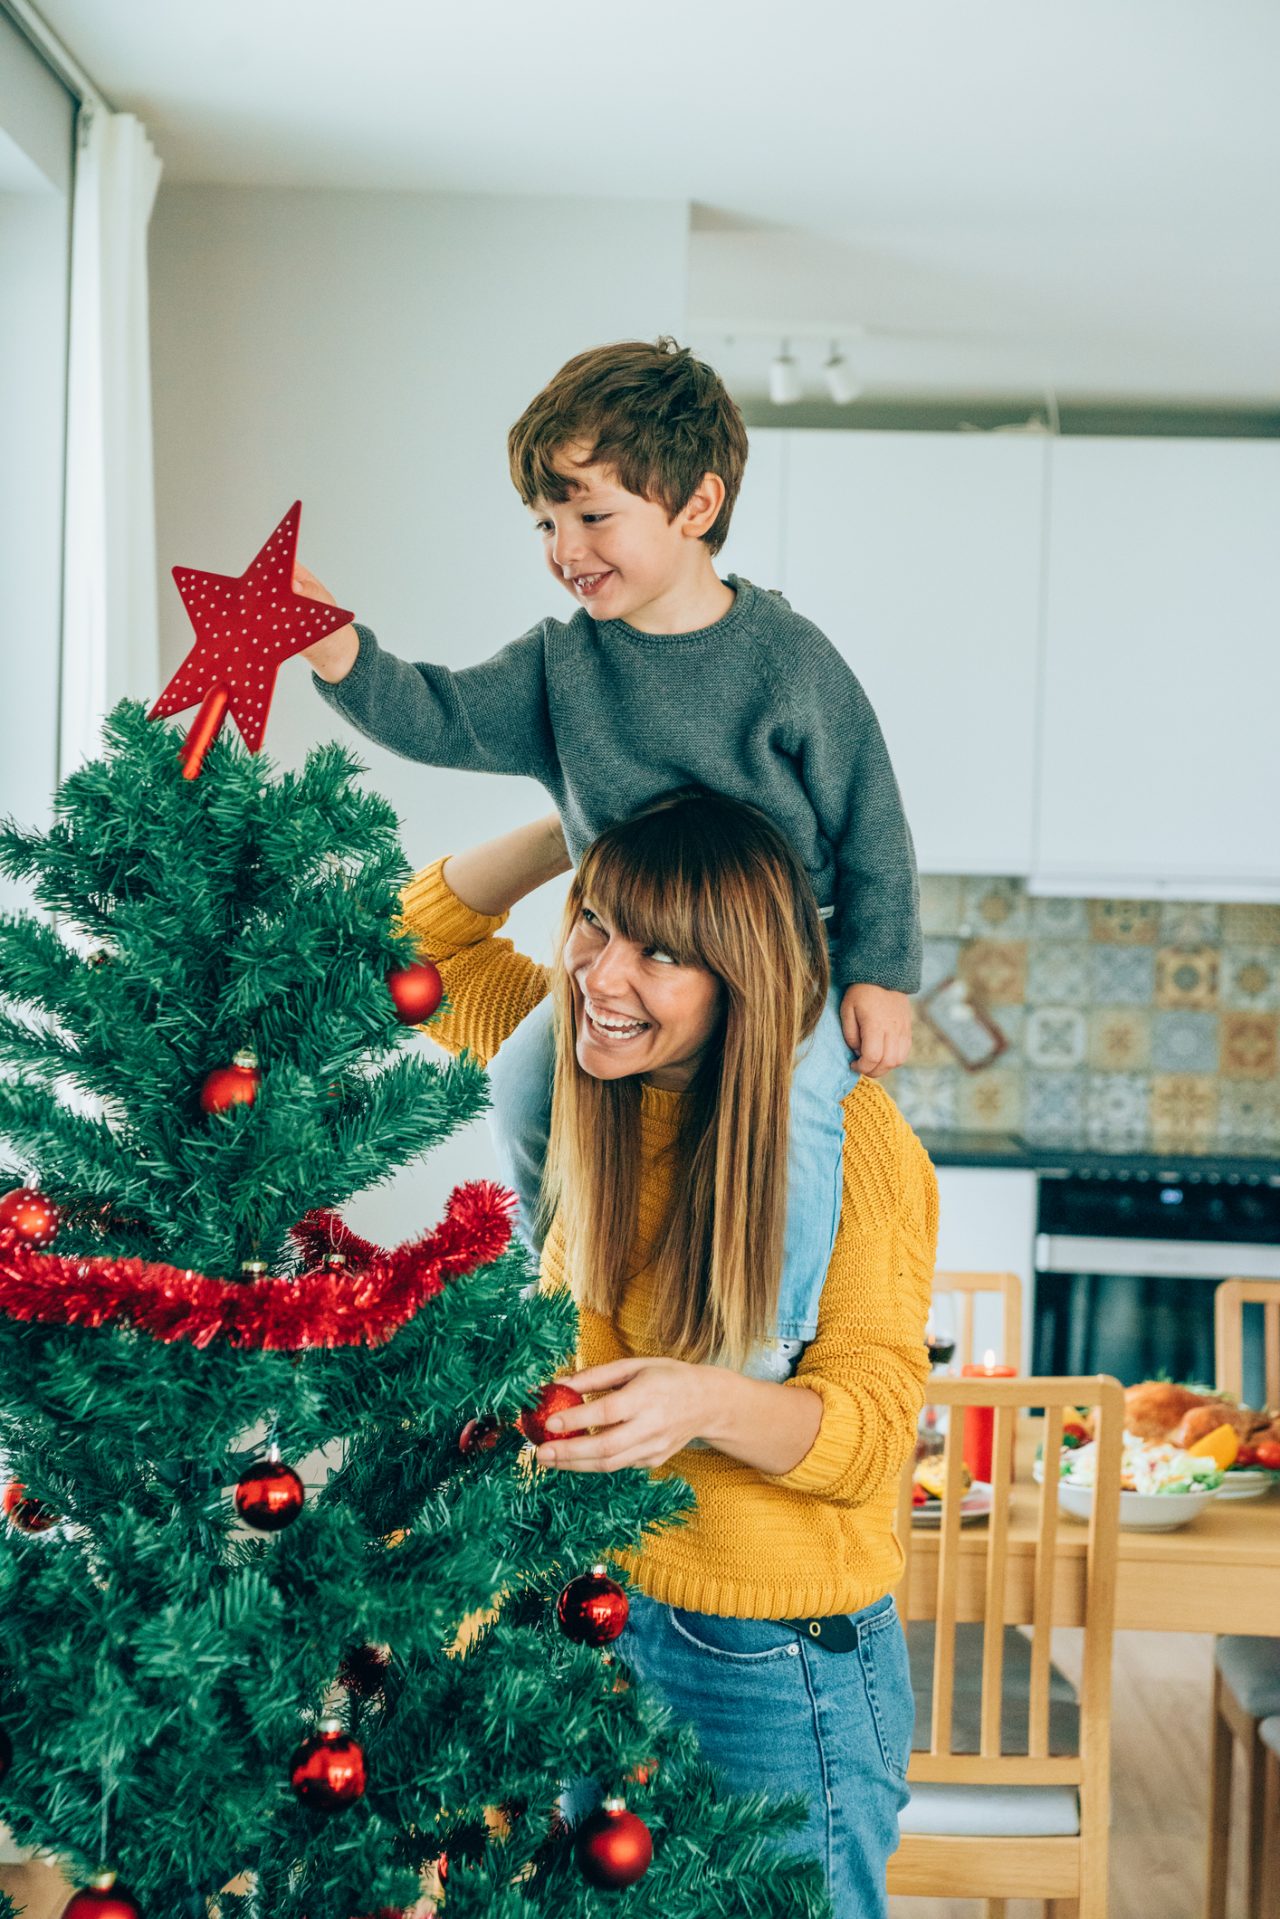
[
  {"x1": 540, "y1": 1354, "x2": 826, "y2": 1478},
  {"x1": 537, "y1": 1356, "x2": 724, "y2": 1472}
]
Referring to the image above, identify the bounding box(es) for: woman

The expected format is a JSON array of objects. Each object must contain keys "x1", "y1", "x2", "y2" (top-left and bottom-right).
[{"x1": 400, "y1": 790, "x2": 937, "y2": 1915}]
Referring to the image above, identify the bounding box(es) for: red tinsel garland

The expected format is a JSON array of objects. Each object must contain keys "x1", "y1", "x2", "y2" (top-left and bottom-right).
[{"x1": 0, "y1": 1181, "x2": 513, "y2": 1351}]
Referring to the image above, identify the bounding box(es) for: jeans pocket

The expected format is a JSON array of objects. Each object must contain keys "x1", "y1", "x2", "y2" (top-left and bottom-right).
[
  {"x1": 858, "y1": 1605, "x2": 915, "y2": 1784},
  {"x1": 667, "y1": 1607, "x2": 800, "y2": 1665}
]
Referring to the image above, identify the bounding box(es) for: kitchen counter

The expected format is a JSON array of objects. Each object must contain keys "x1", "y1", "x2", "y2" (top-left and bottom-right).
[{"x1": 916, "y1": 1129, "x2": 1280, "y2": 1182}]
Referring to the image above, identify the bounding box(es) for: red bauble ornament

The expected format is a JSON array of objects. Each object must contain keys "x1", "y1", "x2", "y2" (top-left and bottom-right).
[
  {"x1": 290, "y1": 1720, "x2": 367, "y2": 1809},
  {"x1": 201, "y1": 1050, "x2": 261, "y2": 1115},
  {"x1": 0, "y1": 1187, "x2": 59, "y2": 1247},
  {"x1": 338, "y1": 1642, "x2": 390, "y2": 1698},
  {"x1": 458, "y1": 1414, "x2": 500, "y2": 1456},
  {"x1": 575, "y1": 1799, "x2": 652, "y2": 1889},
  {"x1": 386, "y1": 960, "x2": 443, "y2": 1025},
  {"x1": 234, "y1": 1450, "x2": 304, "y2": 1532},
  {"x1": 557, "y1": 1565, "x2": 629, "y2": 1647},
  {"x1": 3, "y1": 1478, "x2": 58, "y2": 1533},
  {"x1": 517, "y1": 1381, "x2": 585, "y2": 1447},
  {"x1": 60, "y1": 1875, "x2": 141, "y2": 1919}
]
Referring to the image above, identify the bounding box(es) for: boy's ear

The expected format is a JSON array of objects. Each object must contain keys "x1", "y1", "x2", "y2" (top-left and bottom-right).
[{"x1": 679, "y1": 472, "x2": 726, "y2": 539}]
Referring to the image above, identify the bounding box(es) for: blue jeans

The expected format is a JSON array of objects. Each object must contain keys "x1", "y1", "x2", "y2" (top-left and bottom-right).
[
  {"x1": 616, "y1": 1590, "x2": 913, "y2": 1915},
  {"x1": 486, "y1": 988, "x2": 852, "y2": 1341}
]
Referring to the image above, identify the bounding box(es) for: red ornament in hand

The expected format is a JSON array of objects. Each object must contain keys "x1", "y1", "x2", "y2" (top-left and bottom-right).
[
  {"x1": 201, "y1": 1050, "x2": 261, "y2": 1115},
  {"x1": 0, "y1": 1187, "x2": 59, "y2": 1246},
  {"x1": 234, "y1": 1451, "x2": 304, "y2": 1532},
  {"x1": 290, "y1": 1720, "x2": 367, "y2": 1809},
  {"x1": 386, "y1": 960, "x2": 443, "y2": 1025},
  {"x1": 575, "y1": 1798, "x2": 653, "y2": 1888},
  {"x1": 150, "y1": 499, "x2": 355, "y2": 778},
  {"x1": 60, "y1": 1876, "x2": 141, "y2": 1919},
  {"x1": 517, "y1": 1381, "x2": 585, "y2": 1447},
  {"x1": 3, "y1": 1479, "x2": 58, "y2": 1533},
  {"x1": 557, "y1": 1566, "x2": 629, "y2": 1647},
  {"x1": 458, "y1": 1414, "x2": 500, "y2": 1456}
]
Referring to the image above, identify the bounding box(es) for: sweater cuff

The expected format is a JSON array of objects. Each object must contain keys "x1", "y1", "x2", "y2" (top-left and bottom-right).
[
  {"x1": 311, "y1": 622, "x2": 380, "y2": 714},
  {"x1": 398, "y1": 858, "x2": 510, "y2": 960},
  {"x1": 758, "y1": 1375, "x2": 863, "y2": 1498},
  {"x1": 835, "y1": 951, "x2": 923, "y2": 996}
]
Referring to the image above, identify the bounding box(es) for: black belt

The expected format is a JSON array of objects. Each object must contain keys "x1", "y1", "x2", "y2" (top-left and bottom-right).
[{"x1": 780, "y1": 1614, "x2": 859, "y2": 1653}]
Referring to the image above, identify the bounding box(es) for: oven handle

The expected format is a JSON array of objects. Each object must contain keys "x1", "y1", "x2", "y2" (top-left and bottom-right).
[{"x1": 1035, "y1": 1234, "x2": 1280, "y2": 1280}]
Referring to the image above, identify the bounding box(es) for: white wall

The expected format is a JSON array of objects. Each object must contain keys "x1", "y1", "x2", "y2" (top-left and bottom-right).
[
  {"x1": 0, "y1": 8, "x2": 74, "y2": 915},
  {"x1": 0, "y1": 189, "x2": 70, "y2": 905},
  {"x1": 148, "y1": 185, "x2": 689, "y2": 1239}
]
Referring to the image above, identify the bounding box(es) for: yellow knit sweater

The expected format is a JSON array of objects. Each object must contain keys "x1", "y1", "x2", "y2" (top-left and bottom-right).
[{"x1": 401, "y1": 861, "x2": 938, "y2": 1620}]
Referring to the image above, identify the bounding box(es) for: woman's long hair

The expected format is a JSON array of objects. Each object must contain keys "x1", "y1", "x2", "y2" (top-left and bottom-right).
[{"x1": 543, "y1": 790, "x2": 830, "y2": 1370}]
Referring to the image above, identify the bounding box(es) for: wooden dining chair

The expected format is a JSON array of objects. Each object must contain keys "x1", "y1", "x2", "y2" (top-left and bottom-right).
[
  {"x1": 931, "y1": 1269, "x2": 1024, "y2": 1371},
  {"x1": 1205, "y1": 1277, "x2": 1280, "y2": 1919},
  {"x1": 889, "y1": 1373, "x2": 1124, "y2": 1919},
  {"x1": 1214, "y1": 1276, "x2": 1280, "y2": 1407},
  {"x1": 1258, "y1": 1716, "x2": 1280, "y2": 1919}
]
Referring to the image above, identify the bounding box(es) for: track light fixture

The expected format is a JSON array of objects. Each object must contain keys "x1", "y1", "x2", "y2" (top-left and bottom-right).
[
  {"x1": 823, "y1": 342, "x2": 862, "y2": 405},
  {"x1": 768, "y1": 339, "x2": 802, "y2": 406}
]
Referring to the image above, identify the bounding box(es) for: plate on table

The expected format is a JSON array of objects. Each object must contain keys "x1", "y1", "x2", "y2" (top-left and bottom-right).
[
  {"x1": 911, "y1": 1482, "x2": 994, "y2": 1529},
  {"x1": 1217, "y1": 1469, "x2": 1278, "y2": 1502},
  {"x1": 1058, "y1": 1482, "x2": 1219, "y2": 1532}
]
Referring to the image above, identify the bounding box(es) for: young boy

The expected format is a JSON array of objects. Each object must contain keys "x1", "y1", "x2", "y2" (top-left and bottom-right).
[{"x1": 298, "y1": 339, "x2": 919, "y2": 1330}]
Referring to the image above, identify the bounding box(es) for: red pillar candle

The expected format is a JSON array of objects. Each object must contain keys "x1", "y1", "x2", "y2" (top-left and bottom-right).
[{"x1": 960, "y1": 1354, "x2": 1017, "y2": 1483}]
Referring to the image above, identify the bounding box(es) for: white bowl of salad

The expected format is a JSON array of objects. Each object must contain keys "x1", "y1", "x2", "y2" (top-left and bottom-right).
[{"x1": 1057, "y1": 1434, "x2": 1224, "y2": 1531}]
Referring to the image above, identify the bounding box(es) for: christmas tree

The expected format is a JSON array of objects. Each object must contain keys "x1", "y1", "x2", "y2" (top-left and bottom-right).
[{"x1": 0, "y1": 703, "x2": 831, "y2": 1919}]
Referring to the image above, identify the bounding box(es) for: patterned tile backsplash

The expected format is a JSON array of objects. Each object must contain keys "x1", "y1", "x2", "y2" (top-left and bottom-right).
[{"x1": 889, "y1": 878, "x2": 1280, "y2": 1153}]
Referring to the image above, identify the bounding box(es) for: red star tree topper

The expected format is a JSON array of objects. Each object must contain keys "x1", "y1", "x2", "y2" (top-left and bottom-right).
[{"x1": 149, "y1": 501, "x2": 354, "y2": 777}]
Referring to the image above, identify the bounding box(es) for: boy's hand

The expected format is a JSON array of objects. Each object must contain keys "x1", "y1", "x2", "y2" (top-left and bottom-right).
[
  {"x1": 840, "y1": 982, "x2": 912, "y2": 1077},
  {"x1": 293, "y1": 562, "x2": 359, "y2": 682}
]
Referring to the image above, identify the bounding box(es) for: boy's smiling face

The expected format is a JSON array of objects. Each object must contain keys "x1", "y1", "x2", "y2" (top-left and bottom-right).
[{"x1": 530, "y1": 445, "x2": 729, "y2": 633}]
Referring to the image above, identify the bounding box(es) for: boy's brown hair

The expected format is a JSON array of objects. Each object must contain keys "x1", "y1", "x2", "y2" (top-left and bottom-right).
[{"x1": 508, "y1": 338, "x2": 748, "y2": 554}]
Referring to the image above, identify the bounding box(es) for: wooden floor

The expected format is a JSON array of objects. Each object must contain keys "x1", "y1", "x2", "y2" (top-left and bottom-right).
[{"x1": 0, "y1": 1634, "x2": 1254, "y2": 1919}]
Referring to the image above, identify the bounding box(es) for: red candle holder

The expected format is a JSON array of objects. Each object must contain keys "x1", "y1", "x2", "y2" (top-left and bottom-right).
[{"x1": 960, "y1": 1359, "x2": 1017, "y2": 1482}]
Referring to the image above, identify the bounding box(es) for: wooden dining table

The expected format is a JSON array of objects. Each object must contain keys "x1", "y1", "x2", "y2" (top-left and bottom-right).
[{"x1": 903, "y1": 1422, "x2": 1280, "y2": 1637}]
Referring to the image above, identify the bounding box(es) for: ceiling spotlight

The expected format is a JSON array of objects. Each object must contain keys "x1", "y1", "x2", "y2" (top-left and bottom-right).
[
  {"x1": 768, "y1": 340, "x2": 802, "y2": 406},
  {"x1": 823, "y1": 344, "x2": 862, "y2": 405}
]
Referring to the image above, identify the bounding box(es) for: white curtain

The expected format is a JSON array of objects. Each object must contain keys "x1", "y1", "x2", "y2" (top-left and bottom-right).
[{"x1": 59, "y1": 107, "x2": 162, "y2": 777}]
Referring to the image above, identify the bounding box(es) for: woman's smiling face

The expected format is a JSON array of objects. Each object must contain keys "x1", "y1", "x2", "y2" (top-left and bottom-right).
[{"x1": 562, "y1": 901, "x2": 723, "y2": 1092}]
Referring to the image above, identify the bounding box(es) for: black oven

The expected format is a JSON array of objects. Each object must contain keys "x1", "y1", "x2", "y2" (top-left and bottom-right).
[{"x1": 1032, "y1": 1166, "x2": 1280, "y2": 1401}]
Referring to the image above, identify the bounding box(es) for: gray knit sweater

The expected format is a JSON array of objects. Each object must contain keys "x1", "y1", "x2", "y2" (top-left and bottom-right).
[{"x1": 314, "y1": 575, "x2": 921, "y2": 992}]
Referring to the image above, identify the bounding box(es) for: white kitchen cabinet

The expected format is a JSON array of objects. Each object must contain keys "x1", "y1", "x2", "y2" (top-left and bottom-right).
[
  {"x1": 1034, "y1": 438, "x2": 1280, "y2": 899},
  {"x1": 778, "y1": 430, "x2": 1047, "y2": 876},
  {"x1": 718, "y1": 427, "x2": 786, "y2": 589},
  {"x1": 934, "y1": 1168, "x2": 1038, "y2": 1372}
]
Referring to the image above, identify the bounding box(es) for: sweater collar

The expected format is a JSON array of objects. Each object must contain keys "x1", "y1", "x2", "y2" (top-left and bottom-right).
[
  {"x1": 638, "y1": 1081, "x2": 685, "y2": 1136},
  {"x1": 596, "y1": 574, "x2": 753, "y2": 646}
]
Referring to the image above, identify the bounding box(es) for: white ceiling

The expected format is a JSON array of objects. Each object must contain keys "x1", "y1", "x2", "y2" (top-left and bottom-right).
[{"x1": 36, "y1": 0, "x2": 1280, "y2": 404}]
